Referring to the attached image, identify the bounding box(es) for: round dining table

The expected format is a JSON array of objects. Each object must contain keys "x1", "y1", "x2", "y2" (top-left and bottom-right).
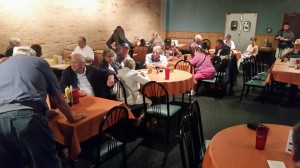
[
  {"x1": 202, "y1": 124, "x2": 294, "y2": 168},
  {"x1": 141, "y1": 69, "x2": 194, "y2": 95},
  {"x1": 168, "y1": 54, "x2": 193, "y2": 68}
]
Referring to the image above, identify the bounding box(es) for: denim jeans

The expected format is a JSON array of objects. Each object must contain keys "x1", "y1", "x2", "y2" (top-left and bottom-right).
[{"x1": 0, "y1": 109, "x2": 61, "y2": 168}]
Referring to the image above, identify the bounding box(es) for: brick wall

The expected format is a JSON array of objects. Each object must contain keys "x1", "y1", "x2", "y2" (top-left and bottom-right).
[{"x1": 0, "y1": 0, "x2": 161, "y2": 57}]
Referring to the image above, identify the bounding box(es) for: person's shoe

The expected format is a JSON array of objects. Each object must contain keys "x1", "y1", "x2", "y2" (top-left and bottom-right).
[{"x1": 189, "y1": 90, "x2": 196, "y2": 96}]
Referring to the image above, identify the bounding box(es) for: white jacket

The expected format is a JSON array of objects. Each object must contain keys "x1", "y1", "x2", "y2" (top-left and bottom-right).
[{"x1": 117, "y1": 67, "x2": 150, "y2": 105}]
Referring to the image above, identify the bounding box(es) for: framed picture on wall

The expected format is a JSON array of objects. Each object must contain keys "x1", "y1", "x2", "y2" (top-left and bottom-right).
[
  {"x1": 243, "y1": 21, "x2": 251, "y2": 32},
  {"x1": 231, "y1": 21, "x2": 238, "y2": 31},
  {"x1": 267, "y1": 28, "x2": 272, "y2": 33}
]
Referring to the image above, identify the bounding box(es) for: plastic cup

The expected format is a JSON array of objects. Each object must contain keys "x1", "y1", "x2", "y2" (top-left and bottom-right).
[
  {"x1": 72, "y1": 89, "x2": 79, "y2": 105},
  {"x1": 169, "y1": 66, "x2": 174, "y2": 73},
  {"x1": 183, "y1": 55, "x2": 187, "y2": 61},
  {"x1": 255, "y1": 125, "x2": 269, "y2": 150},
  {"x1": 57, "y1": 55, "x2": 63, "y2": 64},
  {"x1": 165, "y1": 68, "x2": 170, "y2": 80},
  {"x1": 53, "y1": 55, "x2": 58, "y2": 65},
  {"x1": 147, "y1": 68, "x2": 153, "y2": 74}
]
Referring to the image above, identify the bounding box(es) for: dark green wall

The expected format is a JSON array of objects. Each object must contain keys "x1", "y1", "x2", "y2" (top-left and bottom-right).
[{"x1": 162, "y1": 0, "x2": 300, "y2": 35}]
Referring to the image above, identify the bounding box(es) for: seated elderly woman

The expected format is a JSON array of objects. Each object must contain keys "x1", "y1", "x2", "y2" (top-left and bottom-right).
[
  {"x1": 189, "y1": 44, "x2": 216, "y2": 95},
  {"x1": 99, "y1": 48, "x2": 119, "y2": 73},
  {"x1": 117, "y1": 58, "x2": 152, "y2": 106},
  {"x1": 118, "y1": 58, "x2": 151, "y2": 123},
  {"x1": 237, "y1": 37, "x2": 258, "y2": 70},
  {"x1": 145, "y1": 45, "x2": 168, "y2": 69},
  {"x1": 60, "y1": 53, "x2": 115, "y2": 99}
]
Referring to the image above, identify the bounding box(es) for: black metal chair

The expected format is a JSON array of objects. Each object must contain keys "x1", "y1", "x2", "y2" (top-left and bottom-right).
[
  {"x1": 78, "y1": 106, "x2": 129, "y2": 168},
  {"x1": 179, "y1": 115, "x2": 197, "y2": 168},
  {"x1": 240, "y1": 57, "x2": 268, "y2": 102},
  {"x1": 202, "y1": 71, "x2": 225, "y2": 100},
  {"x1": 142, "y1": 81, "x2": 182, "y2": 144},
  {"x1": 189, "y1": 100, "x2": 207, "y2": 164},
  {"x1": 117, "y1": 80, "x2": 144, "y2": 117},
  {"x1": 174, "y1": 59, "x2": 194, "y2": 103}
]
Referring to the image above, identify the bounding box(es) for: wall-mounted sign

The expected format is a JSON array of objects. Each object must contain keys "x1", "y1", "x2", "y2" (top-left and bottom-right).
[
  {"x1": 243, "y1": 21, "x2": 251, "y2": 32},
  {"x1": 231, "y1": 21, "x2": 238, "y2": 31}
]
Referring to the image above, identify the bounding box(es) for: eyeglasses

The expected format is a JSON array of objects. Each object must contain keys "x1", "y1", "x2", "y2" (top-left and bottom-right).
[{"x1": 71, "y1": 61, "x2": 83, "y2": 65}]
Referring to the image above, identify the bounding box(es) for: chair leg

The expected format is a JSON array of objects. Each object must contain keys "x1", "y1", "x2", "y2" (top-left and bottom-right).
[
  {"x1": 245, "y1": 86, "x2": 250, "y2": 96},
  {"x1": 122, "y1": 145, "x2": 127, "y2": 168},
  {"x1": 167, "y1": 119, "x2": 170, "y2": 144},
  {"x1": 240, "y1": 85, "x2": 245, "y2": 101},
  {"x1": 189, "y1": 91, "x2": 191, "y2": 104},
  {"x1": 173, "y1": 95, "x2": 175, "y2": 102},
  {"x1": 182, "y1": 93, "x2": 184, "y2": 103}
]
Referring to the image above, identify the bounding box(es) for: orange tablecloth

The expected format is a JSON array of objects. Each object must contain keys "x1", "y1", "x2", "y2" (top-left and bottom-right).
[
  {"x1": 203, "y1": 124, "x2": 294, "y2": 168},
  {"x1": 48, "y1": 96, "x2": 134, "y2": 160},
  {"x1": 142, "y1": 69, "x2": 194, "y2": 95},
  {"x1": 268, "y1": 59, "x2": 300, "y2": 85},
  {"x1": 168, "y1": 54, "x2": 192, "y2": 68},
  {"x1": 45, "y1": 58, "x2": 69, "y2": 71}
]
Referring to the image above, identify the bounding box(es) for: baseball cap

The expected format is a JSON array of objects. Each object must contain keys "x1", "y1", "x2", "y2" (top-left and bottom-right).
[{"x1": 121, "y1": 43, "x2": 130, "y2": 48}]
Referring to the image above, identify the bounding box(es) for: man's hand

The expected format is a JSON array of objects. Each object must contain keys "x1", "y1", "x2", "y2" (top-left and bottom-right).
[
  {"x1": 79, "y1": 90, "x2": 87, "y2": 97},
  {"x1": 69, "y1": 113, "x2": 86, "y2": 122},
  {"x1": 107, "y1": 75, "x2": 115, "y2": 87},
  {"x1": 46, "y1": 110, "x2": 59, "y2": 120},
  {"x1": 276, "y1": 36, "x2": 282, "y2": 40}
]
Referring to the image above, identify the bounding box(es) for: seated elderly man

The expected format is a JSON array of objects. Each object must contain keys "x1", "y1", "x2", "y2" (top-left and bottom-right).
[
  {"x1": 224, "y1": 34, "x2": 236, "y2": 50},
  {"x1": 145, "y1": 45, "x2": 168, "y2": 69},
  {"x1": 60, "y1": 53, "x2": 115, "y2": 99},
  {"x1": 115, "y1": 43, "x2": 131, "y2": 69},
  {"x1": 71, "y1": 36, "x2": 94, "y2": 64},
  {"x1": 162, "y1": 38, "x2": 182, "y2": 61},
  {"x1": 213, "y1": 39, "x2": 231, "y2": 57},
  {"x1": 281, "y1": 39, "x2": 300, "y2": 59}
]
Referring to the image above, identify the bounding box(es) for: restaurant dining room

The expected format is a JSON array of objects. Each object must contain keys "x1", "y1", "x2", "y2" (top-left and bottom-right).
[{"x1": 1, "y1": 0, "x2": 300, "y2": 168}]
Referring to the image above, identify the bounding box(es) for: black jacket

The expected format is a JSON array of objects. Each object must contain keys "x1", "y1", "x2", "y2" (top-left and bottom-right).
[
  {"x1": 60, "y1": 65, "x2": 114, "y2": 99},
  {"x1": 215, "y1": 45, "x2": 231, "y2": 56},
  {"x1": 106, "y1": 26, "x2": 132, "y2": 52}
]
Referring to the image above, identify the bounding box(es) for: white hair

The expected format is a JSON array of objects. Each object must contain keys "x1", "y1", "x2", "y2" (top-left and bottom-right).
[
  {"x1": 153, "y1": 45, "x2": 162, "y2": 52},
  {"x1": 9, "y1": 37, "x2": 21, "y2": 47},
  {"x1": 12, "y1": 46, "x2": 36, "y2": 56},
  {"x1": 72, "y1": 53, "x2": 85, "y2": 63},
  {"x1": 123, "y1": 58, "x2": 136, "y2": 70},
  {"x1": 194, "y1": 34, "x2": 203, "y2": 42}
]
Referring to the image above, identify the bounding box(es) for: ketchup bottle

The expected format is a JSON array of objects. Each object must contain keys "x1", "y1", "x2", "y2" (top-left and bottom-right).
[{"x1": 72, "y1": 89, "x2": 79, "y2": 105}]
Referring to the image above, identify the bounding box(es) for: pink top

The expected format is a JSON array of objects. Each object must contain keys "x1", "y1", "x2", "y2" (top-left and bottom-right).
[{"x1": 189, "y1": 52, "x2": 216, "y2": 80}]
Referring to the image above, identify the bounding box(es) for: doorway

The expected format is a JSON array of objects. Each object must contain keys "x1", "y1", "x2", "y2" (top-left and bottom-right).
[
  {"x1": 225, "y1": 13, "x2": 257, "y2": 52},
  {"x1": 282, "y1": 13, "x2": 300, "y2": 39}
]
